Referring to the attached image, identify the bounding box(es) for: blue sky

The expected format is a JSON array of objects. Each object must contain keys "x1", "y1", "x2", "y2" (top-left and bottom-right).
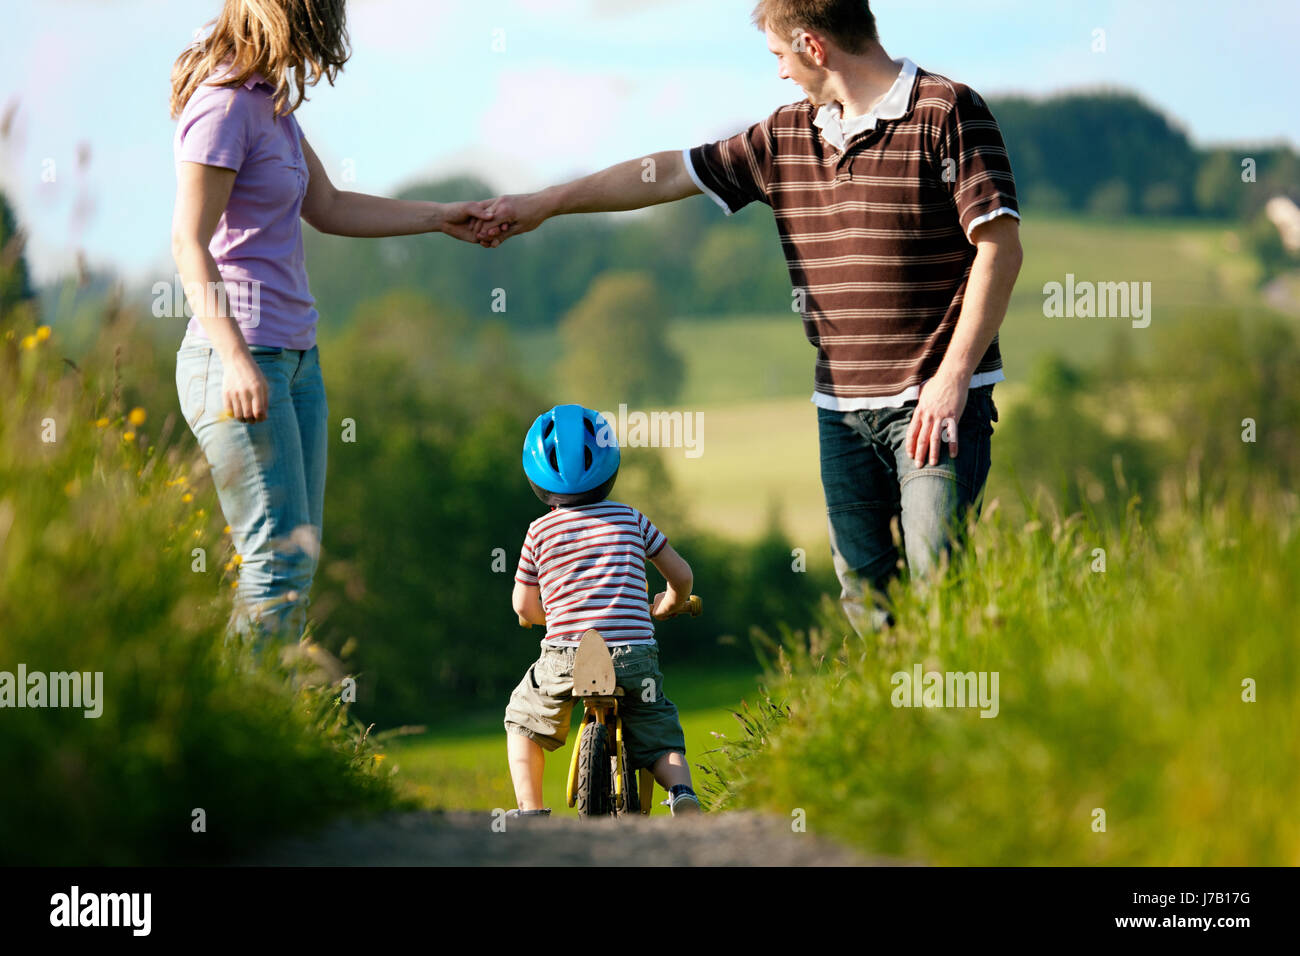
[{"x1": 1, "y1": 0, "x2": 1296, "y2": 282}]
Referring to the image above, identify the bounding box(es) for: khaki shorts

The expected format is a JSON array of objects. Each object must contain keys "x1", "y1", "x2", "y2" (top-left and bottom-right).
[{"x1": 504, "y1": 641, "x2": 687, "y2": 771}]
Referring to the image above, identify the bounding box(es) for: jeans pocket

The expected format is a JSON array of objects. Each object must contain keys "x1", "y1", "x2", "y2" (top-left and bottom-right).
[
  {"x1": 177, "y1": 351, "x2": 211, "y2": 430},
  {"x1": 963, "y1": 387, "x2": 995, "y2": 438},
  {"x1": 980, "y1": 389, "x2": 997, "y2": 436}
]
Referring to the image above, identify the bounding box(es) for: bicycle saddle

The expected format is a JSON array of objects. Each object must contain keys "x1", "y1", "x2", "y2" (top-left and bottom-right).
[{"x1": 572, "y1": 628, "x2": 620, "y2": 697}]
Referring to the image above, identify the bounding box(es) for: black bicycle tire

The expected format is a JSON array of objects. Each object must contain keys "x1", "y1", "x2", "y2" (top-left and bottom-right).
[
  {"x1": 618, "y1": 755, "x2": 641, "y2": 816},
  {"x1": 575, "y1": 720, "x2": 612, "y2": 817}
]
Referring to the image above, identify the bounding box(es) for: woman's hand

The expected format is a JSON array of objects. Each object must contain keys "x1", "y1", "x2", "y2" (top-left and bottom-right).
[
  {"x1": 473, "y1": 193, "x2": 549, "y2": 247},
  {"x1": 220, "y1": 351, "x2": 270, "y2": 423},
  {"x1": 435, "y1": 200, "x2": 498, "y2": 244}
]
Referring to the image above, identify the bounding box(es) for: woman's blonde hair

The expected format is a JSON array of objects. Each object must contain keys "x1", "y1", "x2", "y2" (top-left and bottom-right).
[{"x1": 170, "y1": 0, "x2": 350, "y2": 118}]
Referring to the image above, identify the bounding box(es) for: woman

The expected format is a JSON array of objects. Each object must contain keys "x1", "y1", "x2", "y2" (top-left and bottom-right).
[{"x1": 171, "y1": 0, "x2": 492, "y2": 644}]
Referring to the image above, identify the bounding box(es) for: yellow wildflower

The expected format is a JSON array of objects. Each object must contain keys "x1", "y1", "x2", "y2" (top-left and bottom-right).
[
  {"x1": 36, "y1": 325, "x2": 51, "y2": 342},
  {"x1": 95, "y1": 417, "x2": 109, "y2": 428},
  {"x1": 127, "y1": 407, "x2": 147, "y2": 426}
]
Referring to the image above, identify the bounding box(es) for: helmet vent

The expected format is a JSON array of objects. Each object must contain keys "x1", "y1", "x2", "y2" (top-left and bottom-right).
[
  {"x1": 584, "y1": 446, "x2": 593, "y2": 468},
  {"x1": 548, "y1": 447, "x2": 559, "y2": 470}
]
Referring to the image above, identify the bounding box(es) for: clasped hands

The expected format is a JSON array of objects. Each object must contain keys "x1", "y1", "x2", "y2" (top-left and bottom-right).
[{"x1": 438, "y1": 194, "x2": 538, "y2": 247}]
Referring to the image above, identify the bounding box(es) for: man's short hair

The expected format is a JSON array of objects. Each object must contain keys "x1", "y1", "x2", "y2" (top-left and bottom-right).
[{"x1": 752, "y1": 0, "x2": 878, "y2": 54}]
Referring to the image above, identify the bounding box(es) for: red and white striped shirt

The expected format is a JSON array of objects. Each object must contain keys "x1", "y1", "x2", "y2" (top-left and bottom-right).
[{"x1": 516, "y1": 501, "x2": 668, "y2": 646}]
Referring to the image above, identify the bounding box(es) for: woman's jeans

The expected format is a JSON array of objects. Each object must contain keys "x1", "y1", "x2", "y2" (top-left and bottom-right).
[
  {"x1": 818, "y1": 385, "x2": 997, "y2": 637},
  {"x1": 176, "y1": 332, "x2": 328, "y2": 644}
]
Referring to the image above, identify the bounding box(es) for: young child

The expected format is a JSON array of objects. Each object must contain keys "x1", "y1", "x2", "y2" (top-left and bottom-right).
[{"x1": 504, "y1": 404, "x2": 701, "y2": 818}]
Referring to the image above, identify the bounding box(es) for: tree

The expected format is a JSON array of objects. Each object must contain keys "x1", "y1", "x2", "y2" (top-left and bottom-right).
[
  {"x1": 0, "y1": 191, "x2": 35, "y2": 324},
  {"x1": 558, "y1": 271, "x2": 684, "y2": 407},
  {"x1": 1087, "y1": 179, "x2": 1132, "y2": 218}
]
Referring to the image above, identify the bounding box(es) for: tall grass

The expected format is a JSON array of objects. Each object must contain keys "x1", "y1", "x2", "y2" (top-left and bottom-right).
[
  {"x1": 0, "y1": 316, "x2": 404, "y2": 864},
  {"x1": 703, "y1": 481, "x2": 1300, "y2": 865}
]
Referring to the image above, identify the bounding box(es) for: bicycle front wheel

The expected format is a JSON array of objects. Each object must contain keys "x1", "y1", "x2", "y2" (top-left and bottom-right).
[
  {"x1": 575, "y1": 720, "x2": 613, "y2": 817},
  {"x1": 618, "y1": 755, "x2": 640, "y2": 816}
]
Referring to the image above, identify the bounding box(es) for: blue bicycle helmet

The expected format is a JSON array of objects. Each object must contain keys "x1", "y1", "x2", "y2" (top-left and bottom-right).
[{"x1": 522, "y1": 404, "x2": 620, "y2": 504}]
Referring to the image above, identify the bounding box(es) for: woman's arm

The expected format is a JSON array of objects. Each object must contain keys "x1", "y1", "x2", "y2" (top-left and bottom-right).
[
  {"x1": 171, "y1": 162, "x2": 269, "y2": 423},
  {"x1": 298, "y1": 135, "x2": 494, "y2": 242}
]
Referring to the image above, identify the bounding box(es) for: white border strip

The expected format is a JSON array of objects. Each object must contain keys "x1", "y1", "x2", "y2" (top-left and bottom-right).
[
  {"x1": 967, "y1": 206, "x2": 1020, "y2": 242},
  {"x1": 681, "y1": 147, "x2": 734, "y2": 216},
  {"x1": 811, "y1": 368, "x2": 1006, "y2": 411}
]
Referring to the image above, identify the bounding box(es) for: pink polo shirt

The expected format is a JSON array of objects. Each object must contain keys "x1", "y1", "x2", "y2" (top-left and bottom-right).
[{"x1": 173, "y1": 69, "x2": 319, "y2": 350}]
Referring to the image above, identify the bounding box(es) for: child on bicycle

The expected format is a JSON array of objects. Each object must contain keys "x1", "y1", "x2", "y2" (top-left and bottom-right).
[{"x1": 504, "y1": 403, "x2": 702, "y2": 818}]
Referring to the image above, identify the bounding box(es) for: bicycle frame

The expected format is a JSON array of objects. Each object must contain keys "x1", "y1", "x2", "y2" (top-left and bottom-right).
[
  {"x1": 519, "y1": 593, "x2": 701, "y2": 817},
  {"x1": 564, "y1": 692, "x2": 651, "y2": 814}
]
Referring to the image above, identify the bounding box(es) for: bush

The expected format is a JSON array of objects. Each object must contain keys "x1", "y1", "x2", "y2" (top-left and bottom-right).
[
  {"x1": 706, "y1": 484, "x2": 1300, "y2": 864},
  {"x1": 0, "y1": 313, "x2": 400, "y2": 864}
]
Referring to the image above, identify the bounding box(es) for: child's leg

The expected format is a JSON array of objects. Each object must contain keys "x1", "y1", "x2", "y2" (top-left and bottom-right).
[
  {"x1": 507, "y1": 731, "x2": 546, "y2": 810},
  {"x1": 504, "y1": 647, "x2": 576, "y2": 811},
  {"x1": 651, "y1": 750, "x2": 693, "y2": 791}
]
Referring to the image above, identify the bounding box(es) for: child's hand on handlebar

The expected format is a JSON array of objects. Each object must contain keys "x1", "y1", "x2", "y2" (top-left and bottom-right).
[{"x1": 651, "y1": 590, "x2": 692, "y2": 620}]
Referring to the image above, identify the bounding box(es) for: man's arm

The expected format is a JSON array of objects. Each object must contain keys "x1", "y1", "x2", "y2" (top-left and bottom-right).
[
  {"x1": 904, "y1": 214, "x2": 1023, "y2": 467},
  {"x1": 475, "y1": 150, "x2": 701, "y2": 245}
]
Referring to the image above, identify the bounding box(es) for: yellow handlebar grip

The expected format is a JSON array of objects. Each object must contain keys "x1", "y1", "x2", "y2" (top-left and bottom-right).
[{"x1": 687, "y1": 595, "x2": 703, "y2": 617}]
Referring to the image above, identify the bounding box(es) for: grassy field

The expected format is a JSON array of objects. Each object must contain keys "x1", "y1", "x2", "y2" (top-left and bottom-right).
[
  {"x1": 511, "y1": 215, "x2": 1263, "y2": 404},
  {"x1": 376, "y1": 213, "x2": 1284, "y2": 836},
  {"x1": 387, "y1": 665, "x2": 765, "y2": 816},
  {"x1": 502, "y1": 215, "x2": 1267, "y2": 547}
]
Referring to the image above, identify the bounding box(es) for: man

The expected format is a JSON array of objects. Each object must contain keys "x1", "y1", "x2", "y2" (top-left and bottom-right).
[{"x1": 477, "y1": 0, "x2": 1023, "y2": 637}]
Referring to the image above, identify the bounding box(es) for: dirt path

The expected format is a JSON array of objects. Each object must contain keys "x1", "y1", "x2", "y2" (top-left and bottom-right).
[{"x1": 239, "y1": 810, "x2": 886, "y2": 866}]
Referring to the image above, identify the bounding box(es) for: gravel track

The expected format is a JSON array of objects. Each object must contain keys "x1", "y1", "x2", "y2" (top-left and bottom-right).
[{"x1": 240, "y1": 809, "x2": 891, "y2": 866}]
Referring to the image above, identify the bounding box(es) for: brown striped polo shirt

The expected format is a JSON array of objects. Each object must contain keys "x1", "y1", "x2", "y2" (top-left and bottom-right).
[{"x1": 684, "y1": 57, "x2": 1019, "y2": 409}]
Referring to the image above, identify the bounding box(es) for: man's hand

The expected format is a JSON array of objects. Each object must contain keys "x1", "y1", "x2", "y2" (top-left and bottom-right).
[
  {"x1": 905, "y1": 369, "x2": 969, "y2": 467},
  {"x1": 473, "y1": 193, "x2": 548, "y2": 247}
]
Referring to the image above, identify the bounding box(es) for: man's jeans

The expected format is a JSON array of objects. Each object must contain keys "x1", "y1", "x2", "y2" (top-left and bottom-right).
[
  {"x1": 175, "y1": 332, "x2": 328, "y2": 644},
  {"x1": 818, "y1": 384, "x2": 997, "y2": 636}
]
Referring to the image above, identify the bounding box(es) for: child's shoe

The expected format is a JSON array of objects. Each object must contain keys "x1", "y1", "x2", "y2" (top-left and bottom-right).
[
  {"x1": 504, "y1": 808, "x2": 552, "y2": 825},
  {"x1": 668, "y1": 785, "x2": 701, "y2": 816}
]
